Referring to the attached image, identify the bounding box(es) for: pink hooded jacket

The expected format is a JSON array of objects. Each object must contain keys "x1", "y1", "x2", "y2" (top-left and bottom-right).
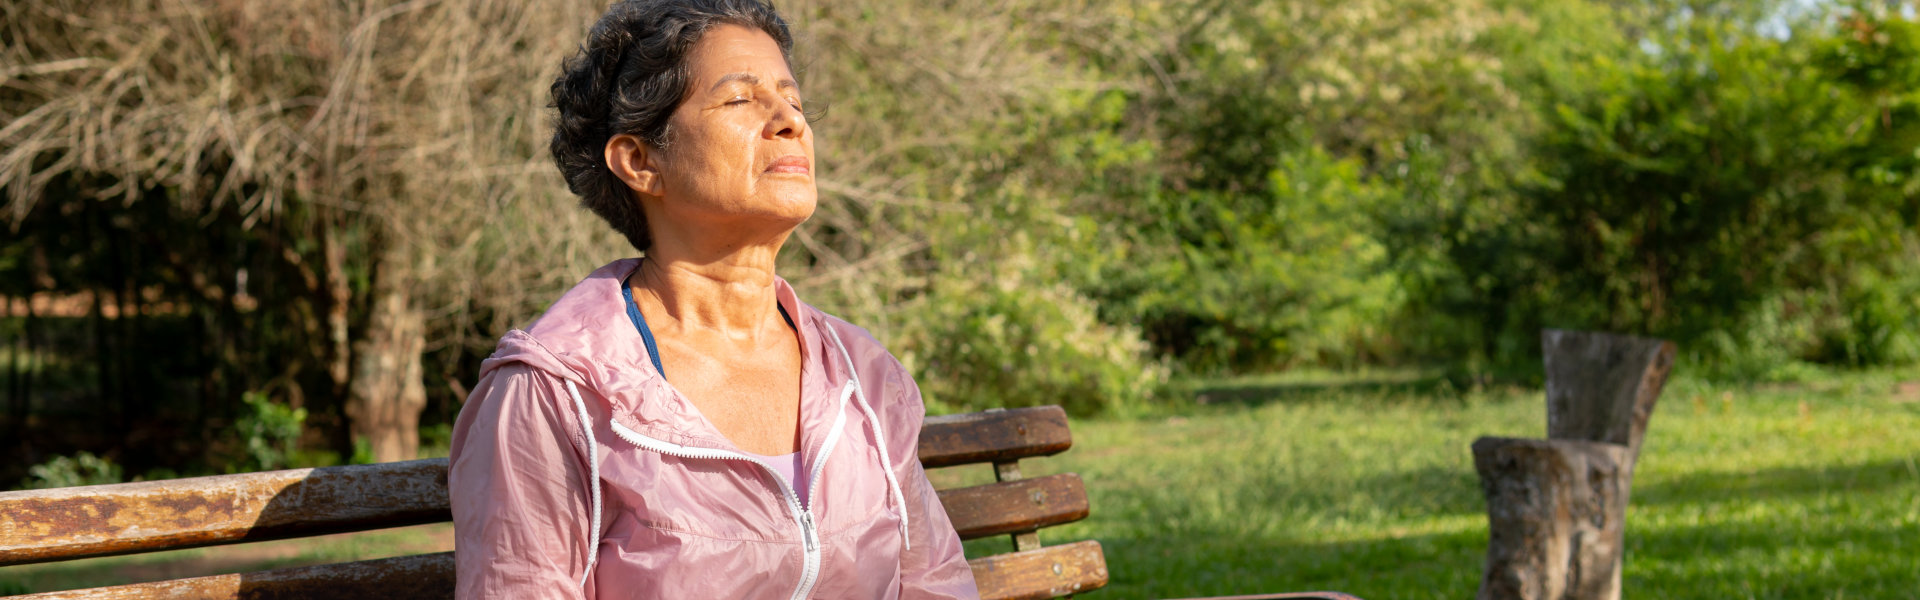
[{"x1": 448, "y1": 259, "x2": 981, "y2": 599}]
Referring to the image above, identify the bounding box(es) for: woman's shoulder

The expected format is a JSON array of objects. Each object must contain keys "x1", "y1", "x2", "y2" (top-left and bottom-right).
[
  {"x1": 518, "y1": 258, "x2": 640, "y2": 345},
  {"x1": 808, "y1": 307, "x2": 908, "y2": 373},
  {"x1": 802, "y1": 306, "x2": 923, "y2": 409}
]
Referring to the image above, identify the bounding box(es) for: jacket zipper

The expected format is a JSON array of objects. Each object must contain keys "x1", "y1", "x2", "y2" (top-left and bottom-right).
[
  {"x1": 790, "y1": 381, "x2": 852, "y2": 599},
  {"x1": 606, "y1": 380, "x2": 855, "y2": 600}
]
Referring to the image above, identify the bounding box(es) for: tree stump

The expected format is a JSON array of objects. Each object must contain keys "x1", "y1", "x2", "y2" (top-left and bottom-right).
[
  {"x1": 1473, "y1": 330, "x2": 1676, "y2": 600},
  {"x1": 1542, "y1": 329, "x2": 1676, "y2": 465},
  {"x1": 1473, "y1": 437, "x2": 1632, "y2": 600}
]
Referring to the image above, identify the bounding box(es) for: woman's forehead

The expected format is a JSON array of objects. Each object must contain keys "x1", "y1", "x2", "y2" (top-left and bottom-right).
[{"x1": 686, "y1": 24, "x2": 795, "y2": 89}]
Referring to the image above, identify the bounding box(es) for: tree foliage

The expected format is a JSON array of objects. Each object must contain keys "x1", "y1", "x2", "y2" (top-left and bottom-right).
[{"x1": 2, "y1": 0, "x2": 1917, "y2": 478}]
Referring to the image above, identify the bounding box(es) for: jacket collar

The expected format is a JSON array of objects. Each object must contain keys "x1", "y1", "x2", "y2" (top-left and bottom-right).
[{"x1": 484, "y1": 258, "x2": 854, "y2": 452}]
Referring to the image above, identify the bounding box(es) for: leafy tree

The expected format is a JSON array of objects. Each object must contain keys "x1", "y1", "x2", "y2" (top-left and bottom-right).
[{"x1": 1524, "y1": 20, "x2": 1864, "y2": 338}]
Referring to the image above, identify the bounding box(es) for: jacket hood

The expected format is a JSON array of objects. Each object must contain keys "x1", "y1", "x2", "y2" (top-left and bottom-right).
[{"x1": 480, "y1": 259, "x2": 652, "y2": 401}]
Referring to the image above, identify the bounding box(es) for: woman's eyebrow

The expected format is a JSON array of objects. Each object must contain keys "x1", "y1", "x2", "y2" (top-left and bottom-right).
[
  {"x1": 708, "y1": 73, "x2": 760, "y2": 93},
  {"x1": 706, "y1": 73, "x2": 800, "y2": 94}
]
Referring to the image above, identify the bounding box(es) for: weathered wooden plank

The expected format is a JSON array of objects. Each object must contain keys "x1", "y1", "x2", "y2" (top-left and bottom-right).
[
  {"x1": 0, "y1": 459, "x2": 450, "y2": 566},
  {"x1": 1, "y1": 403, "x2": 1075, "y2": 565},
  {"x1": 968, "y1": 540, "x2": 1108, "y2": 600},
  {"x1": 937, "y1": 473, "x2": 1089, "y2": 540},
  {"x1": 22, "y1": 542, "x2": 1121, "y2": 600},
  {"x1": 920, "y1": 406, "x2": 1072, "y2": 468},
  {"x1": 1541, "y1": 329, "x2": 1676, "y2": 464},
  {"x1": 8, "y1": 551, "x2": 455, "y2": 600}
]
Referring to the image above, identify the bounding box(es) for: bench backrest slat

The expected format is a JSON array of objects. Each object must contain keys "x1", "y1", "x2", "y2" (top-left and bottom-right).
[
  {"x1": 919, "y1": 406, "x2": 1072, "y2": 468},
  {"x1": 937, "y1": 473, "x2": 1089, "y2": 541},
  {"x1": 0, "y1": 459, "x2": 449, "y2": 567},
  {"x1": 9, "y1": 541, "x2": 1111, "y2": 600},
  {"x1": 968, "y1": 540, "x2": 1110, "y2": 600},
  {"x1": 9, "y1": 552, "x2": 456, "y2": 600}
]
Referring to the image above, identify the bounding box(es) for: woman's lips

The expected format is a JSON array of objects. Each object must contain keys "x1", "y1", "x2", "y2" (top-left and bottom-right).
[{"x1": 766, "y1": 155, "x2": 810, "y2": 174}]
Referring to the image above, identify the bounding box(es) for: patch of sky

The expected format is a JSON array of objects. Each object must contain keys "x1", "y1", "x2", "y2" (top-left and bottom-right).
[{"x1": 1758, "y1": 0, "x2": 1834, "y2": 40}]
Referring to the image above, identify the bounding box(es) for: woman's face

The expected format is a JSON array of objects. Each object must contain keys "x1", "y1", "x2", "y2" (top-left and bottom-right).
[{"x1": 632, "y1": 24, "x2": 816, "y2": 245}]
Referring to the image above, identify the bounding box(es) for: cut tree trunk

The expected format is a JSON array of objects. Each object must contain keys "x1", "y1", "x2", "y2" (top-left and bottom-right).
[
  {"x1": 1473, "y1": 330, "x2": 1676, "y2": 600},
  {"x1": 1542, "y1": 329, "x2": 1676, "y2": 466},
  {"x1": 346, "y1": 252, "x2": 426, "y2": 464},
  {"x1": 1473, "y1": 437, "x2": 1632, "y2": 600}
]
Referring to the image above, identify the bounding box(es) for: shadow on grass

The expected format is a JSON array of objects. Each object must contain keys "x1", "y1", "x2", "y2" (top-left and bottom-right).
[
  {"x1": 1618, "y1": 519, "x2": 1919, "y2": 598},
  {"x1": 1350, "y1": 450, "x2": 1920, "y2": 522},
  {"x1": 1221, "y1": 454, "x2": 1920, "y2": 551},
  {"x1": 1634, "y1": 457, "x2": 1920, "y2": 507},
  {"x1": 1088, "y1": 527, "x2": 1486, "y2": 600},
  {"x1": 1075, "y1": 511, "x2": 1915, "y2": 600},
  {"x1": 1059, "y1": 458, "x2": 1916, "y2": 599}
]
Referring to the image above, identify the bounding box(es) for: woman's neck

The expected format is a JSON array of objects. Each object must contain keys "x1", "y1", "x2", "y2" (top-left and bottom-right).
[{"x1": 632, "y1": 232, "x2": 788, "y2": 342}]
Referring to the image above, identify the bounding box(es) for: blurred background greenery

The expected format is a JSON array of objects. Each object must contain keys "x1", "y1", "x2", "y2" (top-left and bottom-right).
[
  {"x1": 3, "y1": 0, "x2": 1920, "y2": 596},
  {"x1": 2, "y1": 0, "x2": 1918, "y2": 596},
  {"x1": 11, "y1": 0, "x2": 1911, "y2": 474}
]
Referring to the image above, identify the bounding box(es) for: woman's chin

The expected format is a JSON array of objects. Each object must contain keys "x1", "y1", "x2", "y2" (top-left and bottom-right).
[
  {"x1": 751, "y1": 188, "x2": 817, "y2": 222},
  {"x1": 713, "y1": 201, "x2": 813, "y2": 243}
]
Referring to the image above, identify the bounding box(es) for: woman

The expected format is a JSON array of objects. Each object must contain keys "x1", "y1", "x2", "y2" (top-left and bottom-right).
[{"x1": 446, "y1": 1, "x2": 980, "y2": 597}]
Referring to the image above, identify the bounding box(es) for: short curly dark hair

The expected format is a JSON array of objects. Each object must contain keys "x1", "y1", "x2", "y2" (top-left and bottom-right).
[{"x1": 549, "y1": 0, "x2": 794, "y2": 252}]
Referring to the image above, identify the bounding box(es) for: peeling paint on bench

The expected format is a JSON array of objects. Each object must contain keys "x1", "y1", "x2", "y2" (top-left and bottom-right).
[{"x1": 0, "y1": 459, "x2": 450, "y2": 566}]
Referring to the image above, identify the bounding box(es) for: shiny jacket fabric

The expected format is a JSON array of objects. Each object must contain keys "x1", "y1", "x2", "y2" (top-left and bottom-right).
[{"x1": 448, "y1": 259, "x2": 980, "y2": 599}]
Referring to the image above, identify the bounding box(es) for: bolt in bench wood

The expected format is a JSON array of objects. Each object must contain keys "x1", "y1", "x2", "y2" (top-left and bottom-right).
[{"x1": 0, "y1": 406, "x2": 1360, "y2": 599}]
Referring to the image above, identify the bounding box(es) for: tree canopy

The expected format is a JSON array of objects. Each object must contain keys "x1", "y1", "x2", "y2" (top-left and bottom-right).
[{"x1": 1, "y1": 0, "x2": 1915, "y2": 481}]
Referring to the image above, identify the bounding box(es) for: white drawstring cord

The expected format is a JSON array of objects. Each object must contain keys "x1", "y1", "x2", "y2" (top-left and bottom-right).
[
  {"x1": 564, "y1": 380, "x2": 603, "y2": 589},
  {"x1": 563, "y1": 320, "x2": 910, "y2": 578},
  {"x1": 824, "y1": 324, "x2": 912, "y2": 551}
]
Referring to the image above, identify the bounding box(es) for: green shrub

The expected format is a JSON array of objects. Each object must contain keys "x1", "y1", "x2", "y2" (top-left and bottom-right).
[
  {"x1": 23, "y1": 451, "x2": 123, "y2": 489},
  {"x1": 1090, "y1": 147, "x2": 1404, "y2": 372},
  {"x1": 894, "y1": 270, "x2": 1169, "y2": 417},
  {"x1": 1695, "y1": 295, "x2": 1828, "y2": 383},
  {"x1": 1694, "y1": 258, "x2": 1920, "y2": 380},
  {"x1": 1829, "y1": 265, "x2": 1920, "y2": 366},
  {"x1": 229, "y1": 391, "x2": 308, "y2": 472},
  {"x1": 417, "y1": 423, "x2": 455, "y2": 459},
  {"x1": 349, "y1": 435, "x2": 376, "y2": 465}
]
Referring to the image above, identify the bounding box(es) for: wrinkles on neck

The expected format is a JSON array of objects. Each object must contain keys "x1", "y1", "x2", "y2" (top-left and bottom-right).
[{"x1": 632, "y1": 229, "x2": 789, "y2": 344}]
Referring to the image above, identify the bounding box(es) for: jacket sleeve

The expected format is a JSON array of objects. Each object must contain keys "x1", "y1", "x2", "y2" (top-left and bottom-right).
[
  {"x1": 887, "y1": 364, "x2": 982, "y2": 599},
  {"x1": 447, "y1": 363, "x2": 597, "y2": 599}
]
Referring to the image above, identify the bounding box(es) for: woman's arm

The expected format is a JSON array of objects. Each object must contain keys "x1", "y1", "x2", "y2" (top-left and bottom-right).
[
  {"x1": 886, "y1": 366, "x2": 982, "y2": 599},
  {"x1": 447, "y1": 363, "x2": 597, "y2": 599}
]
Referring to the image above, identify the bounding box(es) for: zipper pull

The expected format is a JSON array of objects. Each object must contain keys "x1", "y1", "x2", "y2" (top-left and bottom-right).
[{"x1": 800, "y1": 511, "x2": 819, "y2": 552}]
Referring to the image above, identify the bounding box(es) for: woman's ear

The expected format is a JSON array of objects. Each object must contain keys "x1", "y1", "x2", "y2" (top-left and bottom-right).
[{"x1": 605, "y1": 133, "x2": 664, "y2": 197}]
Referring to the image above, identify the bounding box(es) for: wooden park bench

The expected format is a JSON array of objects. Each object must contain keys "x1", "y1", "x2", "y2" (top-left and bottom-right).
[{"x1": 0, "y1": 406, "x2": 1358, "y2": 599}]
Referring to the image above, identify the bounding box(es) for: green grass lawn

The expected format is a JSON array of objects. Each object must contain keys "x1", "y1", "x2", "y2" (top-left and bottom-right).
[
  {"x1": 938, "y1": 370, "x2": 1920, "y2": 599},
  {"x1": 5, "y1": 369, "x2": 1917, "y2": 598}
]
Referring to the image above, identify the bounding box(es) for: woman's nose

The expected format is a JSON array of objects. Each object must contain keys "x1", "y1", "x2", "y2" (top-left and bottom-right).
[{"x1": 765, "y1": 102, "x2": 805, "y2": 140}]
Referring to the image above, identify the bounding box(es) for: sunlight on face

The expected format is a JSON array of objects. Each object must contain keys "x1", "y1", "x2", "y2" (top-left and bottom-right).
[{"x1": 650, "y1": 24, "x2": 816, "y2": 239}]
